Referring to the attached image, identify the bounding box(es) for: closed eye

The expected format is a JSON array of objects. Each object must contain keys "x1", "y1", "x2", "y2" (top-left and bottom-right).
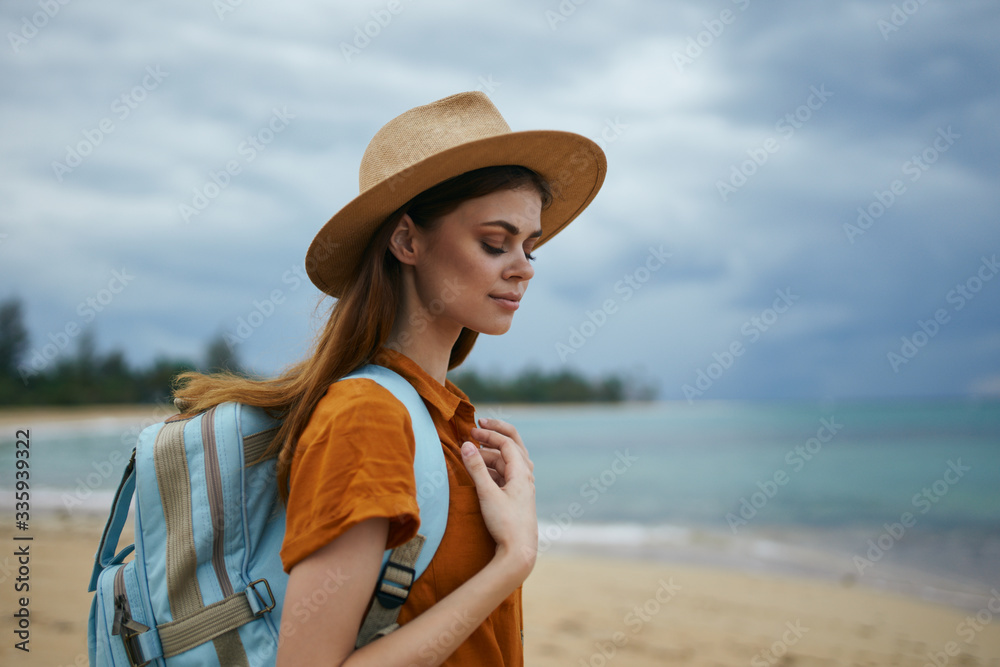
[{"x1": 482, "y1": 242, "x2": 536, "y2": 261}]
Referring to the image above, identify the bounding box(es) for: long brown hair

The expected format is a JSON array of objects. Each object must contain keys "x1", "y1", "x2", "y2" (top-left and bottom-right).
[{"x1": 173, "y1": 165, "x2": 552, "y2": 501}]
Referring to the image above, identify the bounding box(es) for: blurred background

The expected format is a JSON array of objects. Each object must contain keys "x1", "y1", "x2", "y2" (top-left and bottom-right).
[{"x1": 2, "y1": 1, "x2": 999, "y2": 663}]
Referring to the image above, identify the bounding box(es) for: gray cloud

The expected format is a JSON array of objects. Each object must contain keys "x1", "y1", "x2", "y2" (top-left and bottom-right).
[{"x1": 1, "y1": 0, "x2": 997, "y2": 400}]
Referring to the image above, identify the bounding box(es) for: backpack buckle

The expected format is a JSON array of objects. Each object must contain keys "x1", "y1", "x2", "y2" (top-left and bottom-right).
[
  {"x1": 121, "y1": 625, "x2": 151, "y2": 667},
  {"x1": 374, "y1": 561, "x2": 415, "y2": 609},
  {"x1": 247, "y1": 578, "x2": 276, "y2": 617}
]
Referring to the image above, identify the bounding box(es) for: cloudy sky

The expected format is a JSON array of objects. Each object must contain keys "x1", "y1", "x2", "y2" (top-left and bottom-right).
[{"x1": 2, "y1": 0, "x2": 998, "y2": 402}]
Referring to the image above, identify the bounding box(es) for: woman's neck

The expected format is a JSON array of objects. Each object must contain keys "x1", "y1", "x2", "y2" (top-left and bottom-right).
[{"x1": 387, "y1": 271, "x2": 464, "y2": 385}]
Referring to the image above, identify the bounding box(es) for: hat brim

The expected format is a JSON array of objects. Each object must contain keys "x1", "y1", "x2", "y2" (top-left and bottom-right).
[{"x1": 306, "y1": 129, "x2": 606, "y2": 297}]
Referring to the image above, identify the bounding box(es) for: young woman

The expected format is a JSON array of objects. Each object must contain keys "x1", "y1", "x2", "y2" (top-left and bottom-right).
[{"x1": 174, "y1": 91, "x2": 605, "y2": 666}]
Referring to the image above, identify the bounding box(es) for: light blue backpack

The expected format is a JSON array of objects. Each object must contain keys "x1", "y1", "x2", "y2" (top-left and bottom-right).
[{"x1": 87, "y1": 365, "x2": 450, "y2": 666}]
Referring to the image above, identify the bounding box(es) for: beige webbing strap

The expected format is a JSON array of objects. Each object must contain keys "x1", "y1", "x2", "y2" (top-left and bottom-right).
[
  {"x1": 157, "y1": 590, "x2": 256, "y2": 658},
  {"x1": 154, "y1": 421, "x2": 204, "y2": 622},
  {"x1": 154, "y1": 419, "x2": 250, "y2": 666},
  {"x1": 211, "y1": 623, "x2": 249, "y2": 666},
  {"x1": 243, "y1": 426, "x2": 280, "y2": 465},
  {"x1": 355, "y1": 534, "x2": 426, "y2": 649}
]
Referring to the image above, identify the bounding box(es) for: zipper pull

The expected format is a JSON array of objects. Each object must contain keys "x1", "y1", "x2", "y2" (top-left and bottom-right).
[
  {"x1": 112, "y1": 595, "x2": 125, "y2": 635},
  {"x1": 122, "y1": 618, "x2": 149, "y2": 634}
]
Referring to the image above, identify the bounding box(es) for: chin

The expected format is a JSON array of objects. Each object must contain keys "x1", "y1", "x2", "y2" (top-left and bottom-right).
[{"x1": 468, "y1": 318, "x2": 514, "y2": 336}]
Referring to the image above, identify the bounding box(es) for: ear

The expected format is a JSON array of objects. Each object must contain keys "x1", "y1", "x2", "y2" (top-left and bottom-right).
[{"x1": 387, "y1": 213, "x2": 420, "y2": 266}]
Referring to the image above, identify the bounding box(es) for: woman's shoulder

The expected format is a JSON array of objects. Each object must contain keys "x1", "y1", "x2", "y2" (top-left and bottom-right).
[
  {"x1": 318, "y1": 375, "x2": 412, "y2": 413},
  {"x1": 302, "y1": 375, "x2": 415, "y2": 441}
]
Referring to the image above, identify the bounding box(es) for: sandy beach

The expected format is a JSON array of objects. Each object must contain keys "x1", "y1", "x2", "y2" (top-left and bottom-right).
[
  {"x1": 0, "y1": 404, "x2": 175, "y2": 428},
  {"x1": 0, "y1": 515, "x2": 996, "y2": 666},
  {"x1": 2, "y1": 405, "x2": 999, "y2": 666}
]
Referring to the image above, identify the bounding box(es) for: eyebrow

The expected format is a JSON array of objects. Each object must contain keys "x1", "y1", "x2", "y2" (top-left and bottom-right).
[{"x1": 480, "y1": 220, "x2": 543, "y2": 239}]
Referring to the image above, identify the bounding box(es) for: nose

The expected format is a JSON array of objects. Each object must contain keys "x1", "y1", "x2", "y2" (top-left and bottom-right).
[{"x1": 503, "y1": 250, "x2": 535, "y2": 283}]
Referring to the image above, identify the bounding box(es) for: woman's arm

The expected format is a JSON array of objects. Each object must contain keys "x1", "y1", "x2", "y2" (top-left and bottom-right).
[{"x1": 277, "y1": 422, "x2": 537, "y2": 667}]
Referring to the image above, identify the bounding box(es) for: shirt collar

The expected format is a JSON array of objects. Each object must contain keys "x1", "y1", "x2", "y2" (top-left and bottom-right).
[{"x1": 374, "y1": 347, "x2": 471, "y2": 422}]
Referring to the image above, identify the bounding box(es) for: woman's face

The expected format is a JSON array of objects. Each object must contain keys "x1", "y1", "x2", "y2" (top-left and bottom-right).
[{"x1": 406, "y1": 186, "x2": 542, "y2": 337}]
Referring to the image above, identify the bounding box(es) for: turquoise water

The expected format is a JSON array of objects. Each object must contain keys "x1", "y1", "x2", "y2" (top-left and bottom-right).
[
  {"x1": 3, "y1": 399, "x2": 999, "y2": 604},
  {"x1": 510, "y1": 399, "x2": 1000, "y2": 530},
  {"x1": 507, "y1": 398, "x2": 1000, "y2": 604}
]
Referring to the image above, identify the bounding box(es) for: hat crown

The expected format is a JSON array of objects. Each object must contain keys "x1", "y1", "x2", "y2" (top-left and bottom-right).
[{"x1": 358, "y1": 91, "x2": 511, "y2": 194}]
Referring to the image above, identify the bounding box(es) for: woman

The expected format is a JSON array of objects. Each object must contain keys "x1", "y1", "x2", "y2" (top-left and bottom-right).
[{"x1": 174, "y1": 91, "x2": 605, "y2": 665}]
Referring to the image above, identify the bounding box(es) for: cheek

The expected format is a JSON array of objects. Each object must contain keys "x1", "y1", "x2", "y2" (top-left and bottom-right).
[
  {"x1": 442, "y1": 243, "x2": 494, "y2": 285},
  {"x1": 420, "y1": 243, "x2": 490, "y2": 303},
  {"x1": 447, "y1": 258, "x2": 493, "y2": 308}
]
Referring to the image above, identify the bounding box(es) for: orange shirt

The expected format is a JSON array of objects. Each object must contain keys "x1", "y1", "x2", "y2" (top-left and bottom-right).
[{"x1": 280, "y1": 348, "x2": 523, "y2": 665}]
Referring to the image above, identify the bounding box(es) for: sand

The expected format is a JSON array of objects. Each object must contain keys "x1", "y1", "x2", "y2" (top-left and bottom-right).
[
  {"x1": 0, "y1": 404, "x2": 173, "y2": 428},
  {"x1": 0, "y1": 516, "x2": 998, "y2": 667},
  {"x1": 2, "y1": 406, "x2": 999, "y2": 665}
]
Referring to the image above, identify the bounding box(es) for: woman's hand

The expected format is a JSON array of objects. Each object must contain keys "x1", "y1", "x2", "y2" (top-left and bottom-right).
[{"x1": 460, "y1": 418, "x2": 538, "y2": 582}]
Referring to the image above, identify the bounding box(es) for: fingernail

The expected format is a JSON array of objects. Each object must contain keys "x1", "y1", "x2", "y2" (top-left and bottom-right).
[{"x1": 461, "y1": 442, "x2": 475, "y2": 457}]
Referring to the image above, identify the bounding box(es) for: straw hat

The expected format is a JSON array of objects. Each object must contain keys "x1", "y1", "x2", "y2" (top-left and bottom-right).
[{"x1": 305, "y1": 91, "x2": 607, "y2": 297}]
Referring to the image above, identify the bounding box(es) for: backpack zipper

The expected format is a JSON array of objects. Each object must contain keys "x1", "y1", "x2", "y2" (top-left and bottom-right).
[
  {"x1": 201, "y1": 407, "x2": 236, "y2": 598},
  {"x1": 111, "y1": 564, "x2": 150, "y2": 666}
]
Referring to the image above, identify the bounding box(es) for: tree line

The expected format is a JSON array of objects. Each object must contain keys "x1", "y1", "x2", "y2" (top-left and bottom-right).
[
  {"x1": 449, "y1": 368, "x2": 656, "y2": 403},
  {"x1": 0, "y1": 297, "x2": 656, "y2": 406},
  {"x1": 0, "y1": 298, "x2": 237, "y2": 406}
]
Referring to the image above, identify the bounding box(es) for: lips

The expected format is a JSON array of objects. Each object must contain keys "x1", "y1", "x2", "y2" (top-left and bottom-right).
[{"x1": 489, "y1": 293, "x2": 521, "y2": 310}]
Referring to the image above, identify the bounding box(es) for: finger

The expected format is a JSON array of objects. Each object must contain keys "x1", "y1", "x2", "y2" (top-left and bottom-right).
[
  {"x1": 474, "y1": 419, "x2": 528, "y2": 457},
  {"x1": 479, "y1": 417, "x2": 524, "y2": 447},
  {"x1": 472, "y1": 419, "x2": 535, "y2": 471},
  {"x1": 476, "y1": 417, "x2": 524, "y2": 447},
  {"x1": 472, "y1": 437, "x2": 525, "y2": 480},
  {"x1": 490, "y1": 446, "x2": 532, "y2": 492},
  {"x1": 470, "y1": 425, "x2": 506, "y2": 448},
  {"x1": 471, "y1": 426, "x2": 525, "y2": 460},
  {"x1": 479, "y1": 447, "x2": 506, "y2": 476},
  {"x1": 476, "y1": 445, "x2": 508, "y2": 486},
  {"x1": 494, "y1": 438, "x2": 529, "y2": 473},
  {"x1": 460, "y1": 441, "x2": 498, "y2": 494}
]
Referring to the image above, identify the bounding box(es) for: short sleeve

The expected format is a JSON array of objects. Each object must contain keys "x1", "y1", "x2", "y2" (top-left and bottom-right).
[{"x1": 279, "y1": 378, "x2": 421, "y2": 573}]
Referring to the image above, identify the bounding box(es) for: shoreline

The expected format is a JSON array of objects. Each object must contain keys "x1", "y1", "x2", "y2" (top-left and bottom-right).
[
  {"x1": 2, "y1": 404, "x2": 997, "y2": 617},
  {"x1": 1, "y1": 514, "x2": 998, "y2": 666},
  {"x1": 536, "y1": 526, "x2": 1000, "y2": 615},
  {"x1": 0, "y1": 403, "x2": 177, "y2": 435},
  {"x1": 8, "y1": 493, "x2": 996, "y2": 616}
]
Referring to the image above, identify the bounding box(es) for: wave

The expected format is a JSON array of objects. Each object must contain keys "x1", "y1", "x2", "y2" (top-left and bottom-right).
[{"x1": 535, "y1": 520, "x2": 998, "y2": 613}]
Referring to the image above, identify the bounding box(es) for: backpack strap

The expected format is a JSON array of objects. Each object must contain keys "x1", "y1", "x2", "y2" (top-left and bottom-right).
[
  {"x1": 88, "y1": 449, "x2": 138, "y2": 592},
  {"x1": 340, "y1": 364, "x2": 449, "y2": 647},
  {"x1": 355, "y1": 533, "x2": 425, "y2": 647}
]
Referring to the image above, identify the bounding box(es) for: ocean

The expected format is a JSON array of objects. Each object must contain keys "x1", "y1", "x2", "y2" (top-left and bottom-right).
[{"x1": 3, "y1": 398, "x2": 998, "y2": 611}]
